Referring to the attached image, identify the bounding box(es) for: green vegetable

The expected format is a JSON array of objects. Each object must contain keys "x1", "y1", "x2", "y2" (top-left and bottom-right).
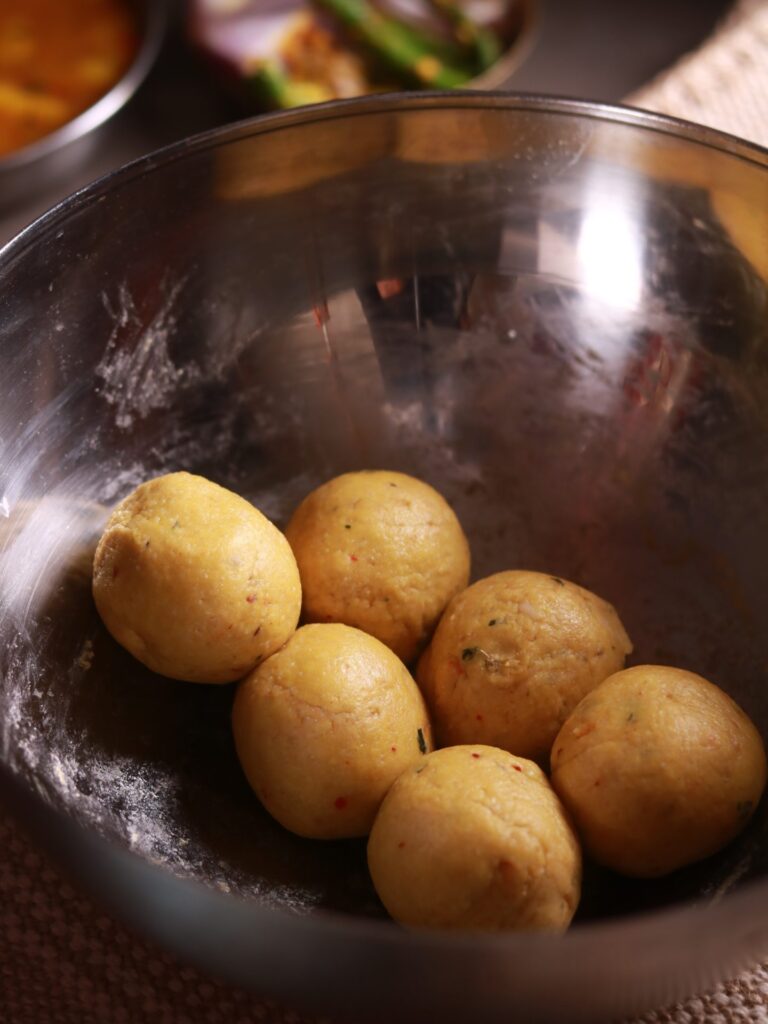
[
  {"x1": 312, "y1": 0, "x2": 475, "y2": 88},
  {"x1": 427, "y1": 0, "x2": 502, "y2": 73},
  {"x1": 249, "y1": 61, "x2": 332, "y2": 110},
  {"x1": 417, "y1": 727, "x2": 428, "y2": 754}
]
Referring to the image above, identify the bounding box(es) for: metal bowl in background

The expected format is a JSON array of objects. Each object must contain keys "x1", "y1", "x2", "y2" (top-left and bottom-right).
[
  {"x1": 0, "y1": 0, "x2": 168, "y2": 209},
  {"x1": 0, "y1": 95, "x2": 767, "y2": 1023},
  {"x1": 188, "y1": 0, "x2": 538, "y2": 108},
  {"x1": 469, "y1": 0, "x2": 537, "y2": 90}
]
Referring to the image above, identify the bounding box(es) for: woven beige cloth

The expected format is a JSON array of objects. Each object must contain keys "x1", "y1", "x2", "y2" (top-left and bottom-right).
[
  {"x1": 0, "y1": 808, "x2": 326, "y2": 1024},
  {"x1": 2, "y1": 5, "x2": 768, "y2": 1023},
  {"x1": 3, "y1": 799, "x2": 768, "y2": 1024},
  {"x1": 630, "y1": 0, "x2": 768, "y2": 149}
]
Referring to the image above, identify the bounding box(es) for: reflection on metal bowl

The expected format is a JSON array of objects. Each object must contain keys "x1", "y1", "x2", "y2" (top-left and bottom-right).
[{"x1": 0, "y1": 94, "x2": 767, "y2": 1023}]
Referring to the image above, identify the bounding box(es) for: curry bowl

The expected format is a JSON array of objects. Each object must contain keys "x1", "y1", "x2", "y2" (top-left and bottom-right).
[
  {"x1": 0, "y1": 0, "x2": 167, "y2": 207},
  {"x1": 0, "y1": 94, "x2": 767, "y2": 1022}
]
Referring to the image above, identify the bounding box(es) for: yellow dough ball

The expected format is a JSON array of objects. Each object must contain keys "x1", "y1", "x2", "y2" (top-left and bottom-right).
[
  {"x1": 285, "y1": 470, "x2": 470, "y2": 664},
  {"x1": 551, "y1": 665, "x2": 767, "y2": 878},
  {"x1": 232, "y1": 623, "x2": 432, "y2": 839},
  {"x1": 92, "y1": 472, "x2": 301, "y2": 683},
  {"x1": 367, "y1": 745, "x2": 581, "y2": 932},
  {"x1": 420, "y1": 571, "x2": 632, "y2": 762}
]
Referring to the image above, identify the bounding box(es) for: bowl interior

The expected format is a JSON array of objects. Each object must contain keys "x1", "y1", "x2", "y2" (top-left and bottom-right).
[{"x1": 1, "y1": 98, "x2": 768, "y2": 927}]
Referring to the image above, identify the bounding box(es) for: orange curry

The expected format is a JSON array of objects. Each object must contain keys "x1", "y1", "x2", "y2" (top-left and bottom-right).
[{"x1": 0, "y1": 0, "x2": 137, "y2": 158}]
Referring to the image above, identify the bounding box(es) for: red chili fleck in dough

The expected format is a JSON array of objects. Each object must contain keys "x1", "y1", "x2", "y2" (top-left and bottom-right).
[
  {"x1": 471, "y1": 753, "x2": 481, "y2": 759},
  {"x1": 246, "y1": 594, "x2": 256, "y2": 603},
  {"x1": 497, "y1": 859, "x2": 514, "y2": 878},
  {"x1": 350, "y1": 554, "x2": 358, "y2": 562},
  {"x1": 572, "y1": 721, "x2": 596, "y2": 739},
  {"x1": 334, "y1": 796, "x2": 348, "y2": 810},
  {"x1": 513, "y1": 765, "x2": 522, "y2": 772},
  {"x1": 391, "y1": 746, "x2": 397, "y2": 752}
]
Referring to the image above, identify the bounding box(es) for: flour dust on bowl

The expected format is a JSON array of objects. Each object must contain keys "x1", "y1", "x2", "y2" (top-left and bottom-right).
[{"x1": 0, "y1": 94, "x2": 767, "y2": 1023}]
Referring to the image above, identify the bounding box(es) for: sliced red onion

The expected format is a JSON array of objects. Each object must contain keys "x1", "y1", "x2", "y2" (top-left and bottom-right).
[
  {"x1": 188, "y1": 0, "x2": 304, "y2": 70},
  {"x1": 376, "y1": 0, "x2": 513, "y2": 32}
]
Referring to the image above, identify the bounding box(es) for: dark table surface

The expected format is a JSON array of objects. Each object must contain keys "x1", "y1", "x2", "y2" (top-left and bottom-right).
[{"x1": 0, "y1": 0, "x2": 731, "y2": 246}]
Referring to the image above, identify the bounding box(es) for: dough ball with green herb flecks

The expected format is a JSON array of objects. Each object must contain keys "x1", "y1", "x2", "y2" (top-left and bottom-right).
[
  {"x1": 551, "y1": 665, "x2": 767, "y2": 877},
  {"x1": 284, "y1": 470, "x2": 470, "y2": 664},
  {"x1": 419, "y1": 570, "x2": 632, "y2": 762},
  {"x1": 367, "y1": 745, "x2": 581, "y2": 932},
  {"x1": 92, "y1": 472, "x2": 301, "y2": 683},
  {"x1": 232, "y1": 623, "x2": 432, "y2": 839}
]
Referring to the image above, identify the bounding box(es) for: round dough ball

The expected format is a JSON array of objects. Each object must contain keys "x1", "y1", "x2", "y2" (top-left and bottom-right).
[
  {"x1": 367, "y1": 745, "x2": 581, "y2": 932},
  {"x1": 232, "y1": 623, "x2": 432, "y2": 839},
  {"x1": 285, "y1": 470, "x2": 470, "y2": 664},
  {"x1": 420, "y1": 571, "x2": 632, "y2": 762},
  {"x1": 92, "y1": 472, "x2": 301, "y2": 683},
  {"x1": 551, "y1": 665, "x2": 767, "y2": 877}
]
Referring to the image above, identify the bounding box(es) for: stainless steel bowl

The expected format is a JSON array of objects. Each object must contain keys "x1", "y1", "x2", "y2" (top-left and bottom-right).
[
  {"x1": 470, "y1": 0, "x2": 538, "y2": 90},
  {"x1": 0, "y1": 94, "x2": 767, "y2": 1023},
  {"x1": 0, "y1": 0, "x2": 168, "y2": 208}
]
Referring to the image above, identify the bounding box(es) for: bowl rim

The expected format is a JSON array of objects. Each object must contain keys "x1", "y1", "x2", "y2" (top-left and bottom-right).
[
  {"x1": 1, "y1": 90, "x2": 768, "y2": 1010},
  {"x1": 2, "y1": 89, "x2": 766, "y2": 267},
  {"x1": 0, "y1": 0, "x2": 169, "y2": 174}
]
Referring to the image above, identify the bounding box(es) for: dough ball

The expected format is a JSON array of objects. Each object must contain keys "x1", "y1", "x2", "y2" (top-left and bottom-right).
[
  {"x1": 367, "y1": 745, "x2": 581, "y2": 932},
  {"x1": 232, "y1": 623, "x2": 432, "y2": 839},
  {"x1": 285, "y1": 470, "x2": 470, "y2": 664},
  {"x1": 92, "y1": 472, "x2": 301, "y2": 683},
  {"x1": 551, "y1": 665, "x2": 767, "y2": 877},
  {"x1": 420, "y1": 571, "x2": 632, "y2": 761}
]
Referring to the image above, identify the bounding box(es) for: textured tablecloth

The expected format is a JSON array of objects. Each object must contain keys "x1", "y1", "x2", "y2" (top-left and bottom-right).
[
  {"x1": 629, "y1": 0, "x2": 768, "y2": 150},
  {"x1": 3, "y1": 2, "x2": 768, "y2": 1022},
  {"x1": 0, "y1": 810, "x2": 311, "y2": 1024}
]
